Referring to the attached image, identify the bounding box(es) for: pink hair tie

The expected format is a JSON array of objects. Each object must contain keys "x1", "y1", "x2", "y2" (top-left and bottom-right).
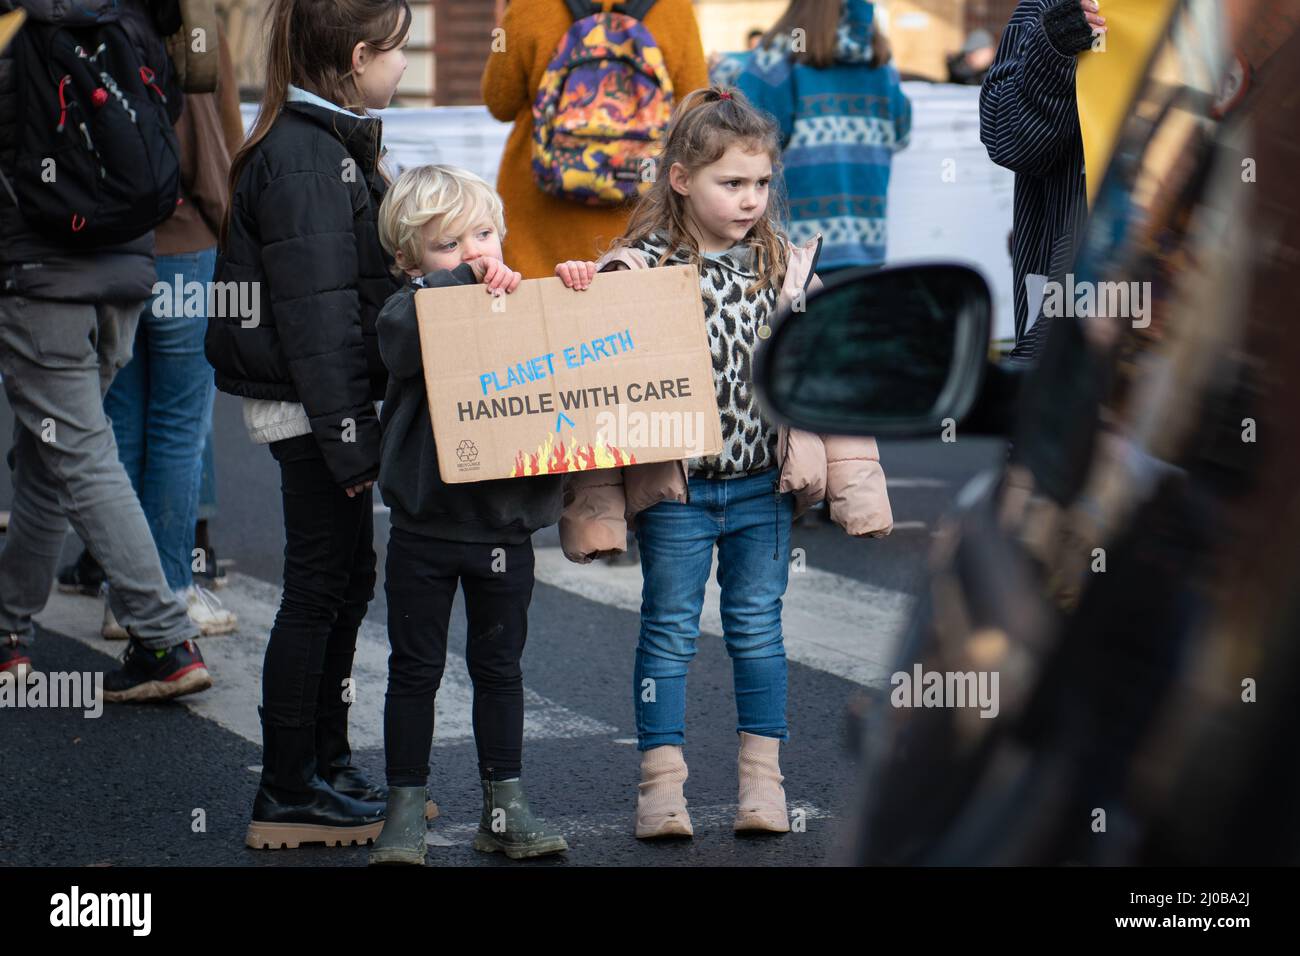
[{"x1": 718, "y1": 90, "x2": 732, "y2": 100}]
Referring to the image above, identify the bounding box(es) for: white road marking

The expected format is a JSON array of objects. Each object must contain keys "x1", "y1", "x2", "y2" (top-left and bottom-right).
[
  {"x1": 886, "y1": 478, "x2": 950, "y2": 488},
  {"x1": 34, "y1": 573, "x2": 617, "y2": 748},
  {"x1": 34, "y1": 542, "x2": 915, "y2": 748},
  {"x1": 423, "y1": 800, "x2": 833, "y2": 844},
  {"x1": 532, "y1": 547, "x2": 912, "y2": 688}
]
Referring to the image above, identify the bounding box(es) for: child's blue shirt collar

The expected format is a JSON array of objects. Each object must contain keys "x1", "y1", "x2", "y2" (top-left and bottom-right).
[{"x1": 286, "y1": 84, "x2": 359, "y2": 117}]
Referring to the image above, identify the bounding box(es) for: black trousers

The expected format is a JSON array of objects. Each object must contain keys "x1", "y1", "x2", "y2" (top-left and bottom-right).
[
  {"x1": 383, "y1": 524, "x2": 534, "y2": 786},
  {"x1": 262, "y1": 435, "x2": 375, "y2": 731}
]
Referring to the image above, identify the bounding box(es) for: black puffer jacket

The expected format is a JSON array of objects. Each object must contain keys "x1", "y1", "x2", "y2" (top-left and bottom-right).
[
  {"x1": 207, "y1": 99, "x2": 399, "y2": 487},
  {"x1": 0, "y1": 0, "x2": 170, "y2": 302},
  {"x1": 377, "y1": 268, "x2": 565, "y2": 544}
]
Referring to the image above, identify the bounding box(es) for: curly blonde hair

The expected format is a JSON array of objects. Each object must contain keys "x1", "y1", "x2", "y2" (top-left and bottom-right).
[{"x1": 377, "y1": 164, "x2": 507, "y2": 276}]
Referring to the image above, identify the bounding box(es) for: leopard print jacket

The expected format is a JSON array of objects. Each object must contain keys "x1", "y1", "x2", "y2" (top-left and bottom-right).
[{"x1": 627, "y1": 233, "x2": 782, "y2": 479}]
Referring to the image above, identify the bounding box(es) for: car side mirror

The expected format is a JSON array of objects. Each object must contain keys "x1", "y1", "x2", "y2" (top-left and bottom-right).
[{"x1": 755, "y1": 263, "x2": 994, "y2": 437}]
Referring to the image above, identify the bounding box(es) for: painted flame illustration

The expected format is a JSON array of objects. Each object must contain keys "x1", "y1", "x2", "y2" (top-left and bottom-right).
[{"x1": 510, "y1": 432, "x2": 638, "y2": 477}]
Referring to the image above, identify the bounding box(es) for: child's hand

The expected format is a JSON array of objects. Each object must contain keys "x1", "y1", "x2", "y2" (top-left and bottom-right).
[
  {"x1": 1080, "y1": 0, "x2": 1106, "y2": 33},
  {"x1": 344, "y1": 479, "x2": 374, "y2": 498},
  {"x1": 555, "y1": 260, "x2": 597, "y2": 290},
  {"x1": 467, "y1": 256, "x2": 522, "y2": 295}
]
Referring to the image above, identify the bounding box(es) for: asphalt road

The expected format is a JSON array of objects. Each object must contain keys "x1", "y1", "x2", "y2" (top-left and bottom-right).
[{"x1": 0, "y1": 389, "x2": 1006, "y2": 866}]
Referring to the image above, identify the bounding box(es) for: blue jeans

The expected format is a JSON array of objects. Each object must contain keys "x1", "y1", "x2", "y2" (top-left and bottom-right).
[
  {"x1": 633, "y1": 468, "x2": 794, "y2": 749},
  {"x1": 197, "y1": 427, "x2": 217, "y2": 521},
  {"x1": 102, "y1": 248, "x2": 218, "y2": 591}
]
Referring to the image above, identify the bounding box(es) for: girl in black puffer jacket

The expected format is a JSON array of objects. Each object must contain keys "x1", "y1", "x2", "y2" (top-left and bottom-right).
[{"x1": 206, "y1": 0, "x2": 415, "y2": 852}]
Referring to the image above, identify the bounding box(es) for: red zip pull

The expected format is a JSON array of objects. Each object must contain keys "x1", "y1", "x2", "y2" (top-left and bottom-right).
[
  {"x1": 139, "y1": 65, "x2": 166, "y2": 102},
  {"x1": 70, "y1": 214, "x2": 86, "y2": 233},
  {"x1": 56, "y1": 75, "x2": 71, "y2": 131}
]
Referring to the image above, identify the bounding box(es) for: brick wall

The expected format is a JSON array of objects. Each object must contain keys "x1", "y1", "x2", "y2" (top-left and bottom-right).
[
  {"x1": 963, "y1": 0, "x2": 1021, "y2": 36},
  {"x1": 428, "y1": 0, "x2": 506, "y2": 106}
]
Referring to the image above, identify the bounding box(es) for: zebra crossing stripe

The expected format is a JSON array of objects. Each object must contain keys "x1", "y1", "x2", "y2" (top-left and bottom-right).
[
  {"x1": 33, "y1": 545, "x2": 911, "y2": 750},
  {"x1": 33, "y1": 573, "x2": 617, "y2": 748},
  {"x1": 531, "y1": 547, "x2": 912, "y2": 689},
  {"x1": 423, "y1": 800, "x2": 832, "y2": 846}
]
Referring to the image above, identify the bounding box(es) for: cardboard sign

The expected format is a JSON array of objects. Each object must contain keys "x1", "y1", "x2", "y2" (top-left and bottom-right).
[{"x1": 415, "y1": 265, "x2": 723, "y2": 483}]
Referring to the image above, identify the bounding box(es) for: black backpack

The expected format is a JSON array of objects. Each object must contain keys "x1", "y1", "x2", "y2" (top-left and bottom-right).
[{"x1": 10, "y1": 11, "x2": 182, "y2": 247}]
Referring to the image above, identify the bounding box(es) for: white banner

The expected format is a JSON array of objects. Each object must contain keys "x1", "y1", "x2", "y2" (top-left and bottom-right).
[{"x1": 242, "y1": 84, "x2": 1015, "y2": 342}]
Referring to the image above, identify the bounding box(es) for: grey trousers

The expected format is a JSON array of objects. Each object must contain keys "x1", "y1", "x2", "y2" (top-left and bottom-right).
[{"x1": 0, "y1": 295, "x2": 198, "y2": 649}]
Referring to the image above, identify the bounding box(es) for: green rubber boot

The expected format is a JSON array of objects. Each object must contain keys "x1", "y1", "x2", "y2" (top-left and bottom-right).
[
  {"x1": 471, "y1": 778, "x2": 568, "y2": 860},
  {"x1": 368, "y1": 787, "x2": 429, "y2": 866}
]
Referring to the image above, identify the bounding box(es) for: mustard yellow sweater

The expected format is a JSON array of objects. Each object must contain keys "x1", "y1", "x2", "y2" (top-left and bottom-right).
[{"x1": 482, "y1": 0, "x2": 709, "y2": 278}]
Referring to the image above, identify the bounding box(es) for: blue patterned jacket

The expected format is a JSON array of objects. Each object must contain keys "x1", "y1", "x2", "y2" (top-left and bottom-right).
[{"x1": 730, "y1": 0, "x2": 911, "y2": 270}]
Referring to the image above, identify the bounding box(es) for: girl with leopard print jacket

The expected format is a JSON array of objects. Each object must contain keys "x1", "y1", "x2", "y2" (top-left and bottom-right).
[{"x1": 553, "y1": 87, "x2": 891, "y2": 842}]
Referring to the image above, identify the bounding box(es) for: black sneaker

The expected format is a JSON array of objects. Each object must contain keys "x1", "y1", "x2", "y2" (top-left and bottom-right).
[
  {"x1": 57, "y1": 549, "x2": 105, "y2": 597},
  {"x1": 103, "y1": 637, "x2": 213, "y2": 703},
  {"x1": 1, "y1": 634, "x2": 32, "y2": 684}
]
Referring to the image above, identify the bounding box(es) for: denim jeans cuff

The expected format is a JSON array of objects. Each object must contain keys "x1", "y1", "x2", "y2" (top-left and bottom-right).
[
  {"x1": 638, "y1": 734, "x2": 686, "y2": 751},
  {"x1": 738, "y1": 727, "x2": 789, "y2": 742}
]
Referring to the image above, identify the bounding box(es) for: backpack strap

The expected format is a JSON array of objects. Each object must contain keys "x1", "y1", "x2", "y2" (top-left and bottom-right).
[
  {"x1": 563, "y1": 0, "x2": 599, "y2": 19},
  {"x1": 563, "y1": 0, "x2": 657, "y2": 20},
  {"x1": 615, "y1": 0, "x2": 658, "y2": 20}
]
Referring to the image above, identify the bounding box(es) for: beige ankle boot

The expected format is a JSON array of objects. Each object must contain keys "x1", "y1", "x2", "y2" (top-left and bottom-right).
[
  {"x1": 734, "y1": 732, "x2": 791, "y2": 833},
  {"x1": 635, "y1": 745, "x2": 693, "y2": 839}
]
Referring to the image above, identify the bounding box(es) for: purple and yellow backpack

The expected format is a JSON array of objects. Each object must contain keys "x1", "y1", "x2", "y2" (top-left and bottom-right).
[{"x1": 531, "y1": 0, "x2": 674, "y2": 205}]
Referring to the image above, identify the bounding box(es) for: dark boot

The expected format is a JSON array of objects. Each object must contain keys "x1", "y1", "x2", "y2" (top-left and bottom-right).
[
  {"x1": 316, "y1": 700, "x2": 388, "y2": 802},
  {"x1": 246, "y1": 710, "x2": 386, "y2": 850},
  {"x1": 315, "y1": 645, "x2": 440, "y2": 821},
  {"x1": 472, "y1": 778, "x2": 568, "y2": 860},
  {"x1": 368, "y1": 787, "x2": 429, "y2": 866},
  {"x1": 315, "y1": 605, "x2": 388, "y2": 802}
]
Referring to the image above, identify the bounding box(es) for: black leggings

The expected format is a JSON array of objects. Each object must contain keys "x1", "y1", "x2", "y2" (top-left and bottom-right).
[
  {"x1": 383, "y1": 525, "x2": 534, "y2": 786},
  {"x1": 262, "y1": 434, "x2": 374, "y2": 729}
]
